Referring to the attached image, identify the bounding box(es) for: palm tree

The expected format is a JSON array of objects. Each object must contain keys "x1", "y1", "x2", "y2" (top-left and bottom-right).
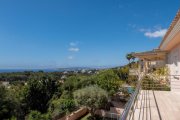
[
  {"x1": 132, "y1": 56, "x2": 136, "y2": 62},
  {"x1": 126, "y1": 53, "x2": 132, "y2": 64}
]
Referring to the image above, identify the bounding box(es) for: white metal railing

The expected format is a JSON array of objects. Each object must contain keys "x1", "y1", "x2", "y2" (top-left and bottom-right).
[{"x1": 119, "y1": 74, "x2": 143, "y2": 120}]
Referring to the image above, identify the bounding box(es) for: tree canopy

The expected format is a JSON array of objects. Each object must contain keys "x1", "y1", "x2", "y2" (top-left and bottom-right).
[
  {"x1": 96, "y1": 69, "x2": 123, "y2": 95},
  {"x1": 24, "y1": 75, "x2": 60, "y2": 113},
  {"x1": 73, "y1": 85, "x2": 108, "y2": 116}
]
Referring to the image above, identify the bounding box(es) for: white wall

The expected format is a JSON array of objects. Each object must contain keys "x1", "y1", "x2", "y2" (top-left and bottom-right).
[{"x1": 167, "y1": 43, "x2": 180, "y2": 76}]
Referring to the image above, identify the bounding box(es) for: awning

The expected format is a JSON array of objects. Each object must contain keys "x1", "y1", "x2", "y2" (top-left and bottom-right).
[{"x1": 132, "y1": 49, "x2": 167, "y2": 61}]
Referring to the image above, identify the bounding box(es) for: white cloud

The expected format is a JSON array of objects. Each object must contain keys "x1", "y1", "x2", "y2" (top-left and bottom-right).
[
  {"x1": 70, "y1": 42, "x2": 77, "y2": 46},
  {"x1": 144, "y1": 29, "x2": 167, "y2": 38},
  {"x1": 67, "y1": 42, "x2": 79, "y2": 60},
  {"x1": 68, "y1": 56, "x2": 73, "y2": 60},
  {"x1": 138, "y1": 28, "x2": 150, "y2": 32},
  {"x1": 68, "y1": 47, "x2": 80, "y2": 52}
]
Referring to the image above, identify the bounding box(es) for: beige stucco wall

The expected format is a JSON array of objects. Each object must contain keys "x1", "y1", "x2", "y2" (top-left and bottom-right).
[
  {"x1": 150, "y1": 61, "x2": 166, "y2": 68},
  {"x1": 167, "y1": 43, "x2": 180, "y2": 76}
]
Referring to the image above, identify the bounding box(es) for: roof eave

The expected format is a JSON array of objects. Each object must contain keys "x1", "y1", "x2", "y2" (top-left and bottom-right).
[{"x1": 159, "y1": 9, "x2": 180, "y2": 49}]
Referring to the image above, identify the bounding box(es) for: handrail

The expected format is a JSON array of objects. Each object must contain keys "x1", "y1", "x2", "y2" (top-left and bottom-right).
[{"x1": 119, "y1": 75, "x2": 143, "y2": 120}]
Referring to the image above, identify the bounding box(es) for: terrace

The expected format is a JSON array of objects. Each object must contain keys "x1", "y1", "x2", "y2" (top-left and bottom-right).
[{"x1": 119, "y1": 74, "x2": 180, "y2": 120}]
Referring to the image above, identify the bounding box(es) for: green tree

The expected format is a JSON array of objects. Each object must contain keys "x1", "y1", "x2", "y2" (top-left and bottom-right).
[
  {"x1": 77, "y1": 76, "x2": 96, "y2": 88},
  {"x1": 24, "y1": 75, "x2": 59, "y2": 113},
  {"x1": 8, "y1": 84, "x2": 29, "y2": 120},
  {"x1": 0, "y1": 85, "x2": 16, "y2": 119},
  {"x1": 49, "y1": 98, "x2": 75, "y2": 119},
  {"x1": 27, "y1": 110, "x2": 51, "y2": 120},
  {"x1": 126, "y1": 53, "x2": 133, "y2": 64},
  {"x1": 73, "y1": 85, "x2": 108, "y2": 116},
  {"x1": 63, "y1": 76, "x2": 80, "y2": 92},
  {"x1": 131, "y1": 56, "x2": 136, "y2": 62},
  {"x1": 63, "y1": 75, "x2": 96, "y2": 92},
  {"x1": 113, "y1": 67, "x2": 129, "y2": 81},
  {"x1": 96, "y1": 70, "x2": 123, "y2": 95}
]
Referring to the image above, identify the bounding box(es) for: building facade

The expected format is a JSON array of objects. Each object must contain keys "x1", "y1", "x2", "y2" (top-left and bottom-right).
[{"x1": 133, "y1": 9, "x2": 180, "y2": 91}]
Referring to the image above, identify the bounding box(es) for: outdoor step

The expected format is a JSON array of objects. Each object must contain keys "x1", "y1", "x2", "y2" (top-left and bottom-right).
[
  {"x1": 170, "y1": 80, "x2": 180, "y2": 90},
  {"x1": 171, "y1": 87, "x2": 180, "y2": 89},
  {"x1": 171, "y1": 83, "x2": 180, "y2": 85},
  {"x1": 171, "y1": 80, "x2": 180, "y2": 82},
  {"x1": 171, "y1": 87, "x2": 180, "y2": 88},
  {"x1": 171, "y1": 89, "x2": 180, "y2": 92},
  {"x1": 171, "y1": 81, "x2": 180, "y2": 83},
  {"x1": 171, "y1": 84, "x2": 180, "y2": 86}
]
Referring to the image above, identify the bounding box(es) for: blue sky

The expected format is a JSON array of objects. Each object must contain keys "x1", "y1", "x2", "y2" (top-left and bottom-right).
[{"x1": 0, "y1": 0, "x2": 179, "y2": 69}]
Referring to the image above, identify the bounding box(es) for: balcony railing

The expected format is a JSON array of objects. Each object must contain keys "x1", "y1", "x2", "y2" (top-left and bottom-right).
[{"x1": 119, "y1": 74, "x2": 143, "y2": 120}]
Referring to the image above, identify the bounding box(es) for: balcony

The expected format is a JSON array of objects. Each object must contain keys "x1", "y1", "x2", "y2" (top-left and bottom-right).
[
  {"x1": 133, "y1": 90, "x2": 180, "y2": 120},
  {"x1": 120, "y1": 75, "x2": 180, "y2": 120}
]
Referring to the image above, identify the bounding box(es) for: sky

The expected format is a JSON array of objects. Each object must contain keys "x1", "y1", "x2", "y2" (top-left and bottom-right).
[{"x1": 0, "y1": 0, "x2": 179, "y2": 69}]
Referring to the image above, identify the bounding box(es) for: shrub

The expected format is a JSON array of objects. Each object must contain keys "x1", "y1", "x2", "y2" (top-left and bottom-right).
[
  {"x1": 27, "y1": 110, "x2": 51, "y2": 120},
  {"x1": 49, "y1": 98, "x2": 76, "y2": 119},
  {"x1": 73, "y1": 85, "x2": 108, "y2": 116}
]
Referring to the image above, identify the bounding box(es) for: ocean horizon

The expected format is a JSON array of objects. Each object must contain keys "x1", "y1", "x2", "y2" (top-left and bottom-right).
[
  {"x1": 0, "y1": 66, "x2": 117, "y2": 73},
  {"x1": 0, "y1": 68, "x2": 61, "y2": 73}
]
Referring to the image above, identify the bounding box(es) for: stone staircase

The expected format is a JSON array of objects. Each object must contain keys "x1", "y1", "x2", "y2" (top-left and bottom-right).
[{"x1": 171, "y1": 77, "x2": 180, "y2": 91}]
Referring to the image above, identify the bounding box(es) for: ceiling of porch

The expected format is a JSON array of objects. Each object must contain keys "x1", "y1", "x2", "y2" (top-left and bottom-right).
[{"x1": 132, "y1": 49, "x2": 168, "y2": 61}]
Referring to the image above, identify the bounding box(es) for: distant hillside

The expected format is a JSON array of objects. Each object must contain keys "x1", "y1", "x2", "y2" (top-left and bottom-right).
[
  {"x1": 58, "y1": 66, "x2": 121, "y2": 72},
  {"x1": 58, "y1": 67, "x2": 96, "y2": 72}
]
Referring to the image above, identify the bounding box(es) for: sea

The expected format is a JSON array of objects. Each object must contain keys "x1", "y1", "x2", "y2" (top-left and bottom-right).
[{"x1": 0, "y1": 69, "x2": 62, "y2": 73}]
